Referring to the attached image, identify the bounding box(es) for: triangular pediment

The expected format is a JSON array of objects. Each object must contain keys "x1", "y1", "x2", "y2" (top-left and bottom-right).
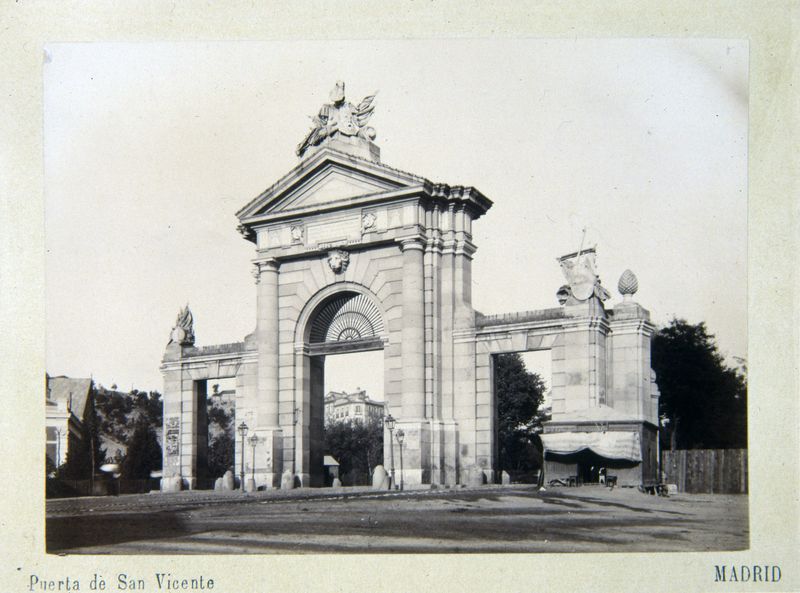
[
  {"x1": 237, "y1": 148, "x2": 425, "y2": 222},
  {"x1": 269, "y1": 167, "x2": 400, "y2": 212}
]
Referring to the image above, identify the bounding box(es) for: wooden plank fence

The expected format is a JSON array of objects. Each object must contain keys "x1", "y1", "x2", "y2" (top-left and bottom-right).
[{"x1": 661, "y1": 449, "x2": 747, "y2": 494}]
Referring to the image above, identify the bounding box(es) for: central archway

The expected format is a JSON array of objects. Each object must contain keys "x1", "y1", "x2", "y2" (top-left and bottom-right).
[{"x1": 295, "y1": 286, "x2": 388, "y2": 486}]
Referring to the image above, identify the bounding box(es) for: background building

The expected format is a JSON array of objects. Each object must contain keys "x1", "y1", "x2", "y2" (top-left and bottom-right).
[
  {"x1": 45, "y1": 375, "x2": 93, "y2": 469},
  {"x1": 324, "y1": 390, "x2": 384, "y2": 425}
]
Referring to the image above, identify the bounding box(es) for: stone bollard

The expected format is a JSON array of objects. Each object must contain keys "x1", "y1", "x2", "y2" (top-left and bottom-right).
[
  {"x1": 222, "y1": 470, "x2": 235, "y2": 491},
  {"x1": 214, "y1": 477, "x2": 223, "y2": 492},
  {"x1": 372, "y1": 465, "x2": 388, "y2": 490},
  {"x1": 161, "y1": 476, "x2": 182, "y2": 493},
  {"x1": 331, "y1": 478, "x2": 342, "y2": 488},
  {"x1": 501, "y1": 471, "x2": 511, "y2": 485},
  {"x1": 246, "y1": 478, "x2": 256, "y2": 493},
  {"x1": 281, "y1": 470, "x2": 295, "y2": 490},
  {"x1": 466, "y1": 465, "x2": 486, "y2": 487}
]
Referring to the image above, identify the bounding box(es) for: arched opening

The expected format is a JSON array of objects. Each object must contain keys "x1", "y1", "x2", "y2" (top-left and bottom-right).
[
  {"x1": 205, "y1": 377, "x2": 236, "y2": 485},
  {"x1": 323, "y1": 351, "x2": 384, "y2": 485},
  {"x1": 300, "y1": 289, "x2": 386, "y2": 487},
  {"x1": 493, "y1": 350, "x2": 551, "y2": 484}
]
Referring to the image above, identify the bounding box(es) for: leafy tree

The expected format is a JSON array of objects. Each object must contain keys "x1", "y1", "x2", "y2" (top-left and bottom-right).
[
  {"x1": 208, "y1": 403, "x2": 232, "y2": 432},
  {"x1": 121, "y1": 418, "x2": 162, "y2": 479},
  {"x1": 495, "y1": 353, "x2": 547, "y2": 474},
  {"x1": 207, "y1": 431, "x2": 234, "y2": 478},
  {"x1": 146, "y1": 391, "x2": 163, "y2": 427},
  {"x1": 652, "y1": 318, "x2": 747, "y2": 450},
  {"x1": 324, "y1": 419, "x2": 383, "y2": 485},
  {"x1": 206, "y1": 395, "x2": 234, "y2": 478}
]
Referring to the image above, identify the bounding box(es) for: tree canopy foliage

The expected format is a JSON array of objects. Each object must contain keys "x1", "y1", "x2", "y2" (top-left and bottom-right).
[
  {"x1": 94, "y1": 387, "x2": 162, "y2": 443},
  {"x1": 208, "y1": 432, "x2": 234, "y2": 478},
  {"x1": 495, "y1": 353, "x2": 547, "y2": 475},
  {"x1": 120, "y1": 418, "x2": 162, "y2": 479},
  {"x1": 206, "y1": 395, "x2": 234, "y2": 478},
  {"x1": 324, "y1": 419, "x2": 383, "y2": 486},
  {"x1": 652, "y1": 318, "x2": 747, "y2": 450}
]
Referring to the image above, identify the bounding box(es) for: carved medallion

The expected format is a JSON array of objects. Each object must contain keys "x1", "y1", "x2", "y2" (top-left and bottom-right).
[
  {"x1": 327, "y1": 249, "x2": 350, "y2": 274},
  {"x1": 290, "y1": 225, "x2": 304, "y2": 243},
  {"x1": 361, "y1": 212, "x2": 376, "y2": 232}
]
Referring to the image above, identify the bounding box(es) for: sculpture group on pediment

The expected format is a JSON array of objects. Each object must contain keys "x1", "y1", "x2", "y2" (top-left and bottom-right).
[{"x1": 296, "y1": 81, "x2": 377, "y2": 157}]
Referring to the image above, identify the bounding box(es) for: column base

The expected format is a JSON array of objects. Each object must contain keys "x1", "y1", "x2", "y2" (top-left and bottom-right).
[
  {"x1": 160, "y1": 476, "x2": 183, "y2": 492},
  {"x1": 390, "y1": 420, "x2": 431, "y2": 486},
  {"x1": 252, "y1": 428, "x2": 284, "y2": 488},
  {"x1": 429, "y1": 420, "x2": 460, "y2": 486}
]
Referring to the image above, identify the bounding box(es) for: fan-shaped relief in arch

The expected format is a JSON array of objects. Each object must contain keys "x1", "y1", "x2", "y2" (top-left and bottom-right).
[{"x1": 308, "y1": 293, "x2": 385, "y2": 344}]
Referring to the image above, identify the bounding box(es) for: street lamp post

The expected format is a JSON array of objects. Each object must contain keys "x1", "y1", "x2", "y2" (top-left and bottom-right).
[
  {"x1": 248, "y1": 433, "x2": 259, "y2": 492},
  {"x1": 292, "y1": 407, "x2": 301, "y2": 476},
  {"x1": 396, "y1": 429, "x2": 405, "y2": 491},
  {"x1": 384, "y1": 414, "x2": 396, "y2": 489},
  {"x1": 237, "y1": 421, "x2": 248, "y2": 492}
]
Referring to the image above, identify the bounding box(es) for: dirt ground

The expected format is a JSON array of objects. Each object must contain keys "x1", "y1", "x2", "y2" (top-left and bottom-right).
[{"x1": 46, "y1": 484, "x2": 748, "y2": 554}]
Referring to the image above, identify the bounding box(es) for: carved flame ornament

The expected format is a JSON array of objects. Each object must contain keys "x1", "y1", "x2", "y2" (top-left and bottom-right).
[{"x1": 168, "y1": 304, "x2": 195, "y2": 346}]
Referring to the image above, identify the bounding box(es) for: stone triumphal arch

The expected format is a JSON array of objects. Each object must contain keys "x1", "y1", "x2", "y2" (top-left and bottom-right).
[{"x1": 161, "y1": 82, "x2": 659, "y2": 491}]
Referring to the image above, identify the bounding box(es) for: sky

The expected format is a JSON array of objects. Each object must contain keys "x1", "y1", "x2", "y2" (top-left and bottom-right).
[{"x1": 44, "y1": 39, "x2": 747, "y2": 395}]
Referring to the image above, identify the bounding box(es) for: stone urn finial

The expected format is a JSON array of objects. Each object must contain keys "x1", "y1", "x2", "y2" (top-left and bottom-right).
[{"x1": 618, "y1": 269, "x2": 639, "y2": 301}]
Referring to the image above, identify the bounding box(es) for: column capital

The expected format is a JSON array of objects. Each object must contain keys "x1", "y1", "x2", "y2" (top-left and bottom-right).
[
  {"x1": 399, "y1": 235, "x2": 426, "y2": 252},
  {"x1": 454, "y1": 238, "x2": 477, "y2": 258},
  {"x1": 252, "y1": 258, "x2": 280, "y2": 283}
]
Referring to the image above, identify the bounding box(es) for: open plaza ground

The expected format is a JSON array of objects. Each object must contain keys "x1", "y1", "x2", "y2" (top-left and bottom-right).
[{"x1": 46, "y1": 484, "x2": 748, "y2": 554}]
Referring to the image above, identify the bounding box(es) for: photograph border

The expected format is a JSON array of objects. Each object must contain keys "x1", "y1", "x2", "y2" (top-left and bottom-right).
[{"x1": 2, "y1": 2, "x2": 797, "y2": 592}]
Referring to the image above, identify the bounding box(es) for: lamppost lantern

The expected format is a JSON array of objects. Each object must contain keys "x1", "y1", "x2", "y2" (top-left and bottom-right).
[
  {"x1": 237, "y1": 422, "x2": 248, "y2": 492},
  {"x1": 384, "y1": 414, "x2": 396, "y2": 489},
  {"x1": 396, "y1": 429, "x2": 405, "y2": 491}
]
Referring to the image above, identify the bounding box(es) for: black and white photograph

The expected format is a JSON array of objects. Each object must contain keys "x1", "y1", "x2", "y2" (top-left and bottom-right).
[
  {"x1": 1, "y1": 3, "x2": 797, "y2": 593},
  {"x1": 44, "y1": 38, "x2": 749, "y2": 554}
]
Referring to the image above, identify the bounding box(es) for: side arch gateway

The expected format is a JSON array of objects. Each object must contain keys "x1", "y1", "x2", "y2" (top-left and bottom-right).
[{"x1": 160, "y1": 91, "x2": 658, "y2": 491}]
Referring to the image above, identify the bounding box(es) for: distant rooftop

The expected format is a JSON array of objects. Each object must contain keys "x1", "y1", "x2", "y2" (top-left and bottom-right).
[{"x1": 46, "y1": 375, "x2": 93, "y2": 421}]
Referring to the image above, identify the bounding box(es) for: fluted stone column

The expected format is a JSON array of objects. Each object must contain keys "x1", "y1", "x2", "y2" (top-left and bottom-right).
[
  {"x1": 254, "y1": 259, "x2": 283, "y2": 487},
  {"x1": 401, "y1": 237, "x2": 426, "y2": 420}
]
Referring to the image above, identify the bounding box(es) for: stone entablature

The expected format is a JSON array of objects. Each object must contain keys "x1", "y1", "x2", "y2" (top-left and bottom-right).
[
  {"x1": 475, "y1": 308, "x2": 567, "y2": 328},
  {"x1": 236, "y1": 148, "x2": 491, "y2": 257}
]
